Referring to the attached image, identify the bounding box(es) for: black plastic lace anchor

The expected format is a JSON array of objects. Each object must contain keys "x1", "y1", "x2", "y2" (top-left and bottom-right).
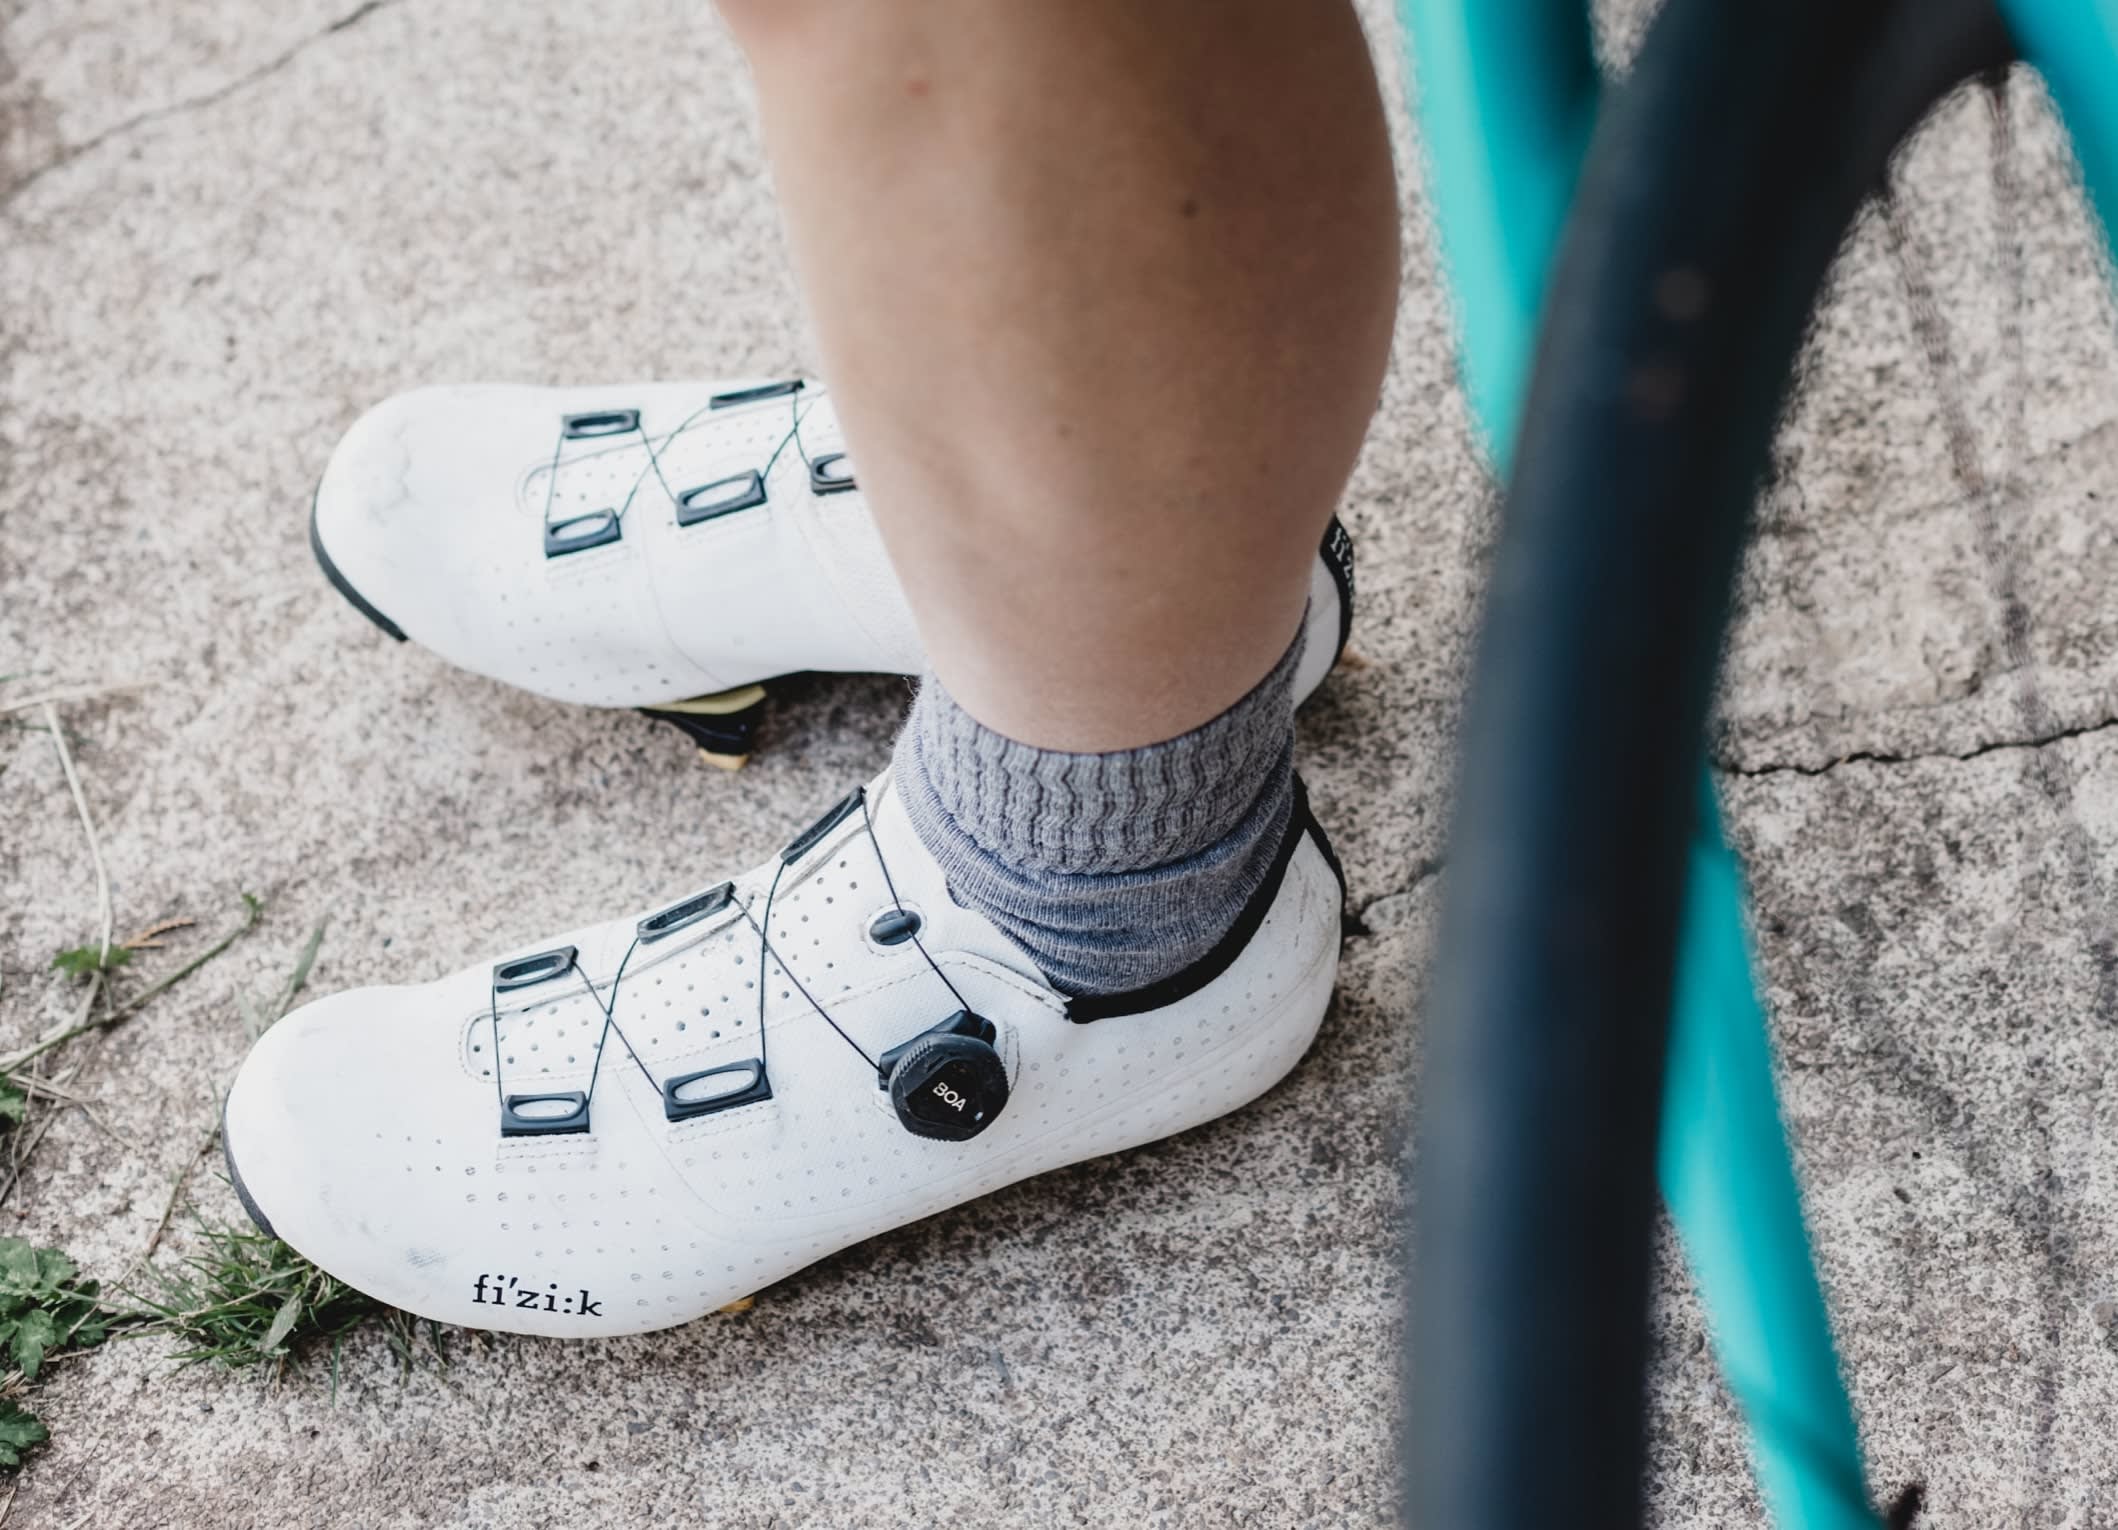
[
  {"x1": 538, "y1": 403, "x2": 706, "y2": 557},
  {"x1": 489, "y1": 938, "x2": 661, "y2": 1137},
  {"x1": 631, "y1": 879, "x2": 776, "y2": 1120},
  {"x1": 780, "y1": 385, "x2": 856, "y2": 496},
  {"x1": 541, "y1": 411, "x2": 635, "y2": 558},
  {"x1": 748, "y1": 785, "x2": 1009, "y2": 1141},
  {"x1": 576, "y1": 385, "x2": 819, "y2": 549}
]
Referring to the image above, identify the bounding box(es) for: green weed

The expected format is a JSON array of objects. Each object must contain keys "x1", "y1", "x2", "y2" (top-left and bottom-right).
[
  {"x1": 0, "y1": 1236, "x2": 116, "y2": 1468},
  {"x1": 240, "y1": 916, "x2": 327, "y2": 1040},
  {"x1": 0, "y1": 1402, "x2": 46, "y2": 1469},
  {"x1": 48, "y1": 945, "x2": 130, "y2": 981},
  {"x1": 122, "y1": 1216, "x2": 452, "y2": 1384}
]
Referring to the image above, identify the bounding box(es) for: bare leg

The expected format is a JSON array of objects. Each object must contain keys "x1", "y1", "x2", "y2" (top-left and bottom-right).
[{"x1": 718, "y1": 0, "x2": 1399, "y2": 750}]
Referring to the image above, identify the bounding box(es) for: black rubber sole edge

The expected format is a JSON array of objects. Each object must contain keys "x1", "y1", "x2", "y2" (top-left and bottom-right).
[
  {"x1": 309, "y1": 489, "x2": 409, "y2": 643},
  {"x1": 220, "y1": 1096, "x2": 278, "y2": 1241}
]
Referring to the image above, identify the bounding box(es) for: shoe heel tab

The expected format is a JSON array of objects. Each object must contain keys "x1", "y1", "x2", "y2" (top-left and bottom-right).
[
  {"x1": 1065, "y1": 780, "x2": 1328, "y2": 1026},
  {"x1": 1319, "y1": 519, "x2": 1355, "y2": 666},
  {"x1": 1293, "y1": 775, "x2": 1347, "y2": 904}
]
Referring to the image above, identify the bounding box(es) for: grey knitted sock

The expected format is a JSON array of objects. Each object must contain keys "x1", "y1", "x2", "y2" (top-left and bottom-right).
[{"x1": 893, "y1": 624, "x2": 1302, "y2": 997}]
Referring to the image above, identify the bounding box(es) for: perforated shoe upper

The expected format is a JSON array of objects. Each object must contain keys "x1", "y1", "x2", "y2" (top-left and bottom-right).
[
  {"x1": 312, "y1": 380, "x2": 927, "y2": 706},
  {"x1": 310, "y1": 378, "x2": 1351, "y2": 708},
  {"x1": 221, "y1": 770, "x2": 1344, "y2": 1335}
]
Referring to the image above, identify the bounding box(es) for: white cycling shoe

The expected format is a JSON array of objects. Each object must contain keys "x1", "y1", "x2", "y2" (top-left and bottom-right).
[
  {"x1": 310, "y1": 378, "x2": 1358, "y2": 764},
  {"x1": 222, "y1": 771, "x2": 1344, "y2": 1335}
]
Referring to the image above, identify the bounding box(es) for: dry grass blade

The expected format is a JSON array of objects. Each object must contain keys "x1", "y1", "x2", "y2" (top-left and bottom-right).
[
  {"x1": 119, "y1": 918, "x2": 194, "y2": 952},
  {"x1": 1, "y1": 896, "x2": 264, "y2": 1076},
  {"x1": 133, "y1": 1116, "x2": 224, "y2": 1271},
  {"x1": 245, "y1": 918, "x2": 328, "y2": 1041},
  {"x1": 40, "y1": 703, "x2": 110, "y2": 969},
  {"x1": 0, "y1": 683, "x2": 146, "y2": 718}
]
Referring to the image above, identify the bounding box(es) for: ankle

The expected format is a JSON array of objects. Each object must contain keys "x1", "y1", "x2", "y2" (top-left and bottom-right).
[{"x1": 893, "y1": 624, "x2": 1304, "y2": 997}]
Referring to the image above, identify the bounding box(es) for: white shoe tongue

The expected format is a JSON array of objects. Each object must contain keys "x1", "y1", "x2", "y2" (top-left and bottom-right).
[{"x1": 768, "y1": 770, "x2": 1055, "y2": 994}]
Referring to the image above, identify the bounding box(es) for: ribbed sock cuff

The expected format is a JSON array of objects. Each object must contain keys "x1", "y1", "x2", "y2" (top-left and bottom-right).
[
  {"x1": 893, "y1": 622, "x2": 1304, "y2": 995},
  {"x1": 899, "y1": 626, "x2": 1302, "y2": 875}
]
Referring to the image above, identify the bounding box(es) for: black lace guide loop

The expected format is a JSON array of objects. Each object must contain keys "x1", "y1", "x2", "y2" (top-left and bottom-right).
[
  {"x1": 809, "y1": 452, "x2": 856, "y2": 495},
  {"x1": 499, "y1": 1091, "x2": 591, "y2": 1135},
  {"x1": 743, "y1": 784, "x2": 968, "y2": 1079},
  {"x1": 539, "y1": 385, "x2": 830, "y2": 559},
  {"x1": 562, "y1": 410, "x2": 639, "y2": 438},
  {"x1": 746, "y1": 857, "x2": 877, "y2": 1072},
  {"x1": 753, "y1": 785, "x2": 1009, "y2": 1141},
  {"x1": 675, "y1": 471, "x2": 767, "y2": 527},
  {"x1": 710, "y1": 380, "x2": 804, "y2": 408},
  {"x1": 856, "y1": 791, "x2": 973, "y2": 1017},
  {"x1": 485, "y1": 779, "x2": 997, "y2": 1142},
  {"x1": 494, "y1": 946, "x2": 577, "y2": 993},
  {"x1": 636, "y1": 882, "x2": 735, "y2": 943},
  {"x1": 662, "y1": 1060, "x2": 773, "y2": 1121}
]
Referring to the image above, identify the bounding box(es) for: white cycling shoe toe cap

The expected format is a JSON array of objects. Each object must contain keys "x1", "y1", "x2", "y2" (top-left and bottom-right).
[
  {"x1": 223, "y1": 979, "x2": 491, "y2": 1316},
  {"x1": 311, "y1": 385, "x2": 552, "y2": 671}
]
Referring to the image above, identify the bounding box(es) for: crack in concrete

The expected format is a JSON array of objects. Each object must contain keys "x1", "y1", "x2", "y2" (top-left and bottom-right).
[
  {"x1": 1347, "y1": 858, "x2": 1443, "y2": 937},
  {"x1": 0, "y1": 0, "x2": 397, "y2": 214},
  {"x1": 1715, "y1": 712, "x2": 2118, "y2": 780}
]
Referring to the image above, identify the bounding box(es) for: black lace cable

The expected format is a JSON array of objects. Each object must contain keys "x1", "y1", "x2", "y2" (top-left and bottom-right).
[
  {"x1": 541, "y1": 393, "x2": 810, "y2": 543},
  {"x1": 759, "y1": 389, "x2": 812, "y2": 482},
  {"x1": 857, "y1": 791, "x2": 972, "y2": 1016},
  {"x1": 490, "y1": 941, "x2": 657, "y2": 1118},
  {"x1": 605, "y1": 408, "x2": 704, "y2": 526},
  {"x1": 574, "y1": 941, "x2": 658, "y2": 1103},
  {"x1": 786, "y1": 387, "x2": 817, "y2": 475},
  {"x1": 486, "y1": 980, "x2": 508, "y2": 1112},
  {"x1": 536, "y1": 424, "x2": 569, "y2": 541},
  {"x1": 492, "y1": 774, "x2": 948, "y2": 1125},
  {"x1": 745, "y1": 858, "x2": 880, "y2": 1072},
  {"x1": 623, "y1": 419, "x2": 683, "y2": 520}
]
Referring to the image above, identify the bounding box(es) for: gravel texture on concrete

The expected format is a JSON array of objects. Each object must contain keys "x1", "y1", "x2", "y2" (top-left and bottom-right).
[{"x1": 3, "y1": 1, "x2": 2116, "y2": 1526}]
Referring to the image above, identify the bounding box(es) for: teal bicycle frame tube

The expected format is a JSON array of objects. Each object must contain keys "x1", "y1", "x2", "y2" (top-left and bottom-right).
[
  {"x1": 1397, "y1": 2, "x2": 1874, "y2": 1524},
  {"x1": 2000, "y1": 1, "x2": 2118, "y2": 265},
  {"x1": 1395, "y1": 0, "x2": 1596, "y2": 457}
]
